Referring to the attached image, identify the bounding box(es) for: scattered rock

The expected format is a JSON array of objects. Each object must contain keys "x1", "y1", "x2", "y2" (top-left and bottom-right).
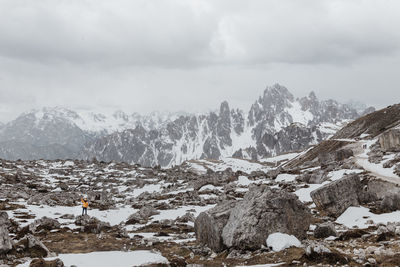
[
  {"x1": 74, "y1": 215, "x2": 111, "y2": 234},
  {"x1": 304, "y1": 241, "x2": 349, "y2": 265},
  {"x1": 126, "y1": 206, "x2": 160, "y2": 224},
  {"x1": 29, "y1": 217, "x2": 61, "y2": 233},
  {"x1": 59, "y1": 183, "x2": 68, "y2": 191},
  {"x1": 59, "y1": 214, "x2": 75, "y2": 220}
]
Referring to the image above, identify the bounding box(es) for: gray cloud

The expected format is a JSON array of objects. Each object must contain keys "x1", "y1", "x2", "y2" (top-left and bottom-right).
[
  {"x1": 1, "y1": 0, "x2": 399, "y2": 67},
  {"x1": 0, "y1": 0, "x2": 399, "y2": 122}
]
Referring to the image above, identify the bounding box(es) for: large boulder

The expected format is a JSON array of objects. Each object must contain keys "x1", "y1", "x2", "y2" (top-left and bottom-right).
[
  {"x1": 194, "y1": 200, "x2": 237, "y2": 252},
  {"x1": 366, "y1": 179, "x2": 400, "y2": 201},
  {"x1": 310, "y1": 175, "x2": 362, "y2": 217},
  {"x1": 0, "y1": 212, "x2": 12, "y2": 255},
  {"x1": 29, "y1": 217, "x2": 61, "y2": 233},
  {"x1": 221, "y1": 186, "x2": 311, "y2": 250},
  {"x1": 379, "y1": 129, "x2": 400, "y2": 152}
]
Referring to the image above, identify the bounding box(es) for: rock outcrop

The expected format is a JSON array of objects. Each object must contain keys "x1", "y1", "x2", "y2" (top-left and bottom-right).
[{"x1": 195, "y1": 186, "x2": 311, "y2": 251}]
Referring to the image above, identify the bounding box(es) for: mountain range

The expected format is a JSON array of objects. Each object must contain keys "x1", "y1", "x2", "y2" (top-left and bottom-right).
[{"x1": 0, "y1": 84, "x2": 374, "y2": 166}]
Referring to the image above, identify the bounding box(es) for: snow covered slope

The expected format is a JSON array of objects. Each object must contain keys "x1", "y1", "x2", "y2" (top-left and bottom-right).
[{"x1": 0, "y1": 107, "x2": 181, "y2": 160}]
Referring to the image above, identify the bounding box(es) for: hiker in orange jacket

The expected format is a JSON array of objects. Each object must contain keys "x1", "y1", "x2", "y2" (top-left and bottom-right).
[{"x1": 81, "y1": 197, "x2": 89, "y2": 215}]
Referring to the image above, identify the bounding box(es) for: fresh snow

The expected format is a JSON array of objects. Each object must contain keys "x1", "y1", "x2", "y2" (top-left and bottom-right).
[
  {"x1": 336, "y1": 206, "x2": 400, "y2": 229},
  {"x1": 18, "y1": 250, "x2": 168, "y2": 267},
  {"x1": 327, "y1": 169, "x2": 364, "y2": 181},
  {"x1": 6, "y1": 203, "x2": 138, "y2": 227},
  {"x1": 266, "y1": 233, "x2": 301, "y2": 252},
  {"x1": 354, "y1": 138, "x2": 400, "y2": 184},
  {"x1": 152, "y1": 204, "x2": 215, "y2": 222},
  {"x1": 275, "y1": 174, "x2": 297, "y2": 182},
  {"x1": 294, "y1": 169, "x2": 365, "y2": 202},
  {"x1": 319, "y1": 122, "x2": 343, "y2": 135},
  {"x1": 261, "y1": 152, "x2": 300, "y2": 164},
  {"x1": 294, "y1": 183, "x2": 327, "y2": 202},
  {"x1": 187, "y1": 158, "x2": 270, "y2": 174},
  {"x1": 356, "y1": 157, "x2": 399, "y2": 182},
  {"x1": 286, "y1": 101, "x2": 314, "y2": 126},
  {"x1": 332, "y1": 138, "x2": 356, "y2": 142},
  {"x1": 237, "y1": 175, "x2": 252, "y2": 186}
]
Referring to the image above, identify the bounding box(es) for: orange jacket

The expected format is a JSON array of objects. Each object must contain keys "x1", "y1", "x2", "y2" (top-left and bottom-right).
[{"x1": 81, "y1": 198, "x2": 89, "y2": 208}]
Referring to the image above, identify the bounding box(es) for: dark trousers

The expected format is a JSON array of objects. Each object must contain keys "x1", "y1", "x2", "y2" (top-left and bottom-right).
[{"x1": 82, "y1": 207, "x2": 87, "y2": 215}]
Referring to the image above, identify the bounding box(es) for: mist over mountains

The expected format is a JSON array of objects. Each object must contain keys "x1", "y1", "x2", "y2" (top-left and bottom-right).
[{"x1": 0, "y1": 84, "x2": 374, "y2": 166}]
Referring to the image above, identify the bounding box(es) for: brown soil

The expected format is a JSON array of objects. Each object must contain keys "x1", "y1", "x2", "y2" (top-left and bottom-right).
[{"x1": 39, "y1": 229, "x2": 132, "y2": 254}]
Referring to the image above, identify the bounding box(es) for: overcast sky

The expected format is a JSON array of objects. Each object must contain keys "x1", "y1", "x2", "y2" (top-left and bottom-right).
[{"x1": 0, "y1": 0, "x2": 400, "y2": 122}]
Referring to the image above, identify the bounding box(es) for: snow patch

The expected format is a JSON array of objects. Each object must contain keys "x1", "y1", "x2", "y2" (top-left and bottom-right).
[
  {"x1": 286, "y1": 101, "x2": 314, "y2": 125},
  {"x1": 266, "y1": 232, "x2": 301, "y2": 252},
  {"x1": 18, "y1": 250, "x2": 168, "y2": 267},
  {"x1": 275, "y1": 174, "x2": 297, "y2": 183},
  {"x1": 336, "y1": 206, "x2": 400, "y2": 229}
]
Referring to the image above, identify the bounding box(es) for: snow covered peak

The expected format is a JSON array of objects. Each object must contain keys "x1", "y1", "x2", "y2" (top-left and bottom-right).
[
  {"x1": 28, "y1": 106, "x2": 80, "y2": 122},
  {"x1": 112, "y1": 110, "x2": 130, "y2": 121},
  {"x1": 0, "y1": 84, "x2": 373, "y2": 167},
  {"x1": 12, "y1": 107, "x2": 185, "y2": 136}
]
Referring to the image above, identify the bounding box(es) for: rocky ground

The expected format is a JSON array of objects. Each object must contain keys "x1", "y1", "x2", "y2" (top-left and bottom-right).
[{"x1": 1, "y1": 108, "x2": 400, "y2": 266}]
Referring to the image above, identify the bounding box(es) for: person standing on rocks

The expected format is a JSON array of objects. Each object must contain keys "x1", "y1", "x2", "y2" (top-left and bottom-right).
[{"x1": 81, "y1": 196, "x2": 89, "y2": 215}]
